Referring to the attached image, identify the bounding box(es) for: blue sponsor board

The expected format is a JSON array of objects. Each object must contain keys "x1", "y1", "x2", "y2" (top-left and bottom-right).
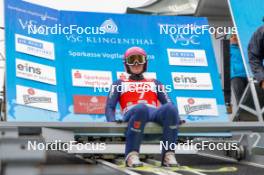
[
  {"x1": 5, "y1": 0, "x2": 228, "y2": 123},
  {"x1": 228, "y1": 0, "x2": 264, "y2": 77}
]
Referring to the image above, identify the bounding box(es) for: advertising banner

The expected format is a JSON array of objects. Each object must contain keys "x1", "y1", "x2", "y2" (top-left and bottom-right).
[
  {"x1": 5, "y1": 0, "x2": 228, "y2": 122},
  {"x1": 228, "y1": 0, "x2": 264, "y2": 77}
]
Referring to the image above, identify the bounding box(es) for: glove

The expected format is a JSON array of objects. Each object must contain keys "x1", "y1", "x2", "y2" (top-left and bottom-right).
[
  {"x1": 179, "y1": 120, "x2": 186, "y2": 125},
  {"x1": 115, "y1": 119, "x2": 124, "y2": 124}
]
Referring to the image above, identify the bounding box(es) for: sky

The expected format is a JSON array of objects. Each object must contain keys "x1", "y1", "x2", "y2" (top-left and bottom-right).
[{"x1": 0, "y1": 0, "x2": 153, "y2": 31}]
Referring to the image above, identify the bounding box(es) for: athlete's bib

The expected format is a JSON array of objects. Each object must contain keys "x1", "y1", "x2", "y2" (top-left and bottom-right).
[{"x1": 119, "y1": 79, "x2": 158, "y2": 113}]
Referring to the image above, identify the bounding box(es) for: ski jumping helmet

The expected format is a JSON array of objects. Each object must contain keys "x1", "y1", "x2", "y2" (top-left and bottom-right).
[{"x1": 123, "y1": 46, "x2": 147, "y2": 74}]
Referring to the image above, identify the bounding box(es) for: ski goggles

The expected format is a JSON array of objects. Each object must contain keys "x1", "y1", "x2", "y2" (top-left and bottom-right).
[{"x1": 125, "y1": 55, "x2": 146, "y2": 65}]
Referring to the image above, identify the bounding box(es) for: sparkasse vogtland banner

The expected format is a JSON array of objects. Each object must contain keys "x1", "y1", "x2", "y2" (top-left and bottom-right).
[{"x1": 5, "y1": 0, "x2": 228, "y2": 122}]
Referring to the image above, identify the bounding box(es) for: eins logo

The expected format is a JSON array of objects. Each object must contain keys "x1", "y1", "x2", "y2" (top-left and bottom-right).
[
  {"x1": 172, "y1": 72, "x2": 213, "y2": 90},
  {"x1": 173, "y1": 75, "x2": 197, "y2": 84},
  {"x1": 17, "y1": 62, "x2": 41, "y2": 75}
]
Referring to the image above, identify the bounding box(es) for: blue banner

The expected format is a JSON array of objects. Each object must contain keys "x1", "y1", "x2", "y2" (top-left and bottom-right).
[
  {"x1": 228, "y1": 0, "x2": 264, "y2": 77},
  {"x1": 5, "y1": 0, "x2": 228, "y2": 122}
]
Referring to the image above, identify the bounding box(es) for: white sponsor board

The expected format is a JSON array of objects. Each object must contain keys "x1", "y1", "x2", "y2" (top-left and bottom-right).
[
  {"x1": 171, "y1": 72, "x2": 213, "y2": 90},
  {"x1": 15, "y1": 34, "x2": 55, "y2": 60},
  {"x1": 72, "y1": 69, "x2": 112, "y2": 88},
  {"x1": 117, "y1": 72, "x2": 157, "y2": 80},
  {"x1": 16, "y1": 85, "x2": 58, "y2": 112},
  {"x1": 167, "y1": 49, "x2": 208, "y2": 66},
  {"x1": 16, "y1": 58, "x2": 56, "y2": 85},
  {"x1": 177, "y1": 97, "x2": 218, "y2": 116}
]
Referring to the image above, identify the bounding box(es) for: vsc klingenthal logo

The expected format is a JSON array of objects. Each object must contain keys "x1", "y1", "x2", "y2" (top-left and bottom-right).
[{"x1": 100, "y1": 19, "x2": 118, "y2": 34}]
